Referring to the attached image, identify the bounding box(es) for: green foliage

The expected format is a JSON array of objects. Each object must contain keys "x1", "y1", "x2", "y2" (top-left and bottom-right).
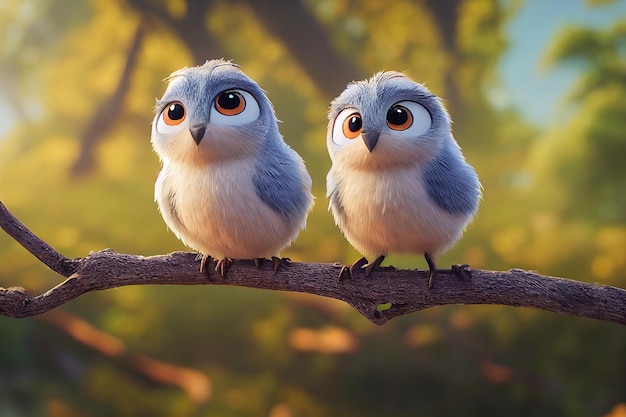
[
  {"x1": 541, "y1": 20, "x2": 626, "y2": 101},
  {"x1": 0, "y1": 0, "x2": 625, "y2": 416}
]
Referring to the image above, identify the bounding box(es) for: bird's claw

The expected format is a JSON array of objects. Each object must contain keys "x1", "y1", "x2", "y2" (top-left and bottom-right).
[
  {"x1": 253, "y1": 257, "x2": 290, "y2": 273},
  {"x1": 198, "y1": 254, "x2": 229, "y2": 279},
  {"x1": 271, "y1": 256, "x2": 291, "y2": 273},
  {"x1": 332, "y1": 262, "x2": 351, "y2": 281},
  {"x1": 427, "y1": 268, "x2": 437, "y2": 289},
  {"x1": 364, "y1": 255, "x2": 385, "y2": 278},
  {"x1": 337, "y1": 265, "x2": 351, "y2": 281},
  {"x1": 198, "y1": 254, "x2": 212, "y2": 275},
  {"x1": 428, "y1": 262, "x2": 472, "y2": 289},
  {"x1": 215, "y1": 258, "x2": 233, "y2": 277},
  {"x1": 451, "y1": 263, "x2": 472, "y2": 280},
  {"x1": 337, "y1": 256, "x2": 368, "y2": 281}
]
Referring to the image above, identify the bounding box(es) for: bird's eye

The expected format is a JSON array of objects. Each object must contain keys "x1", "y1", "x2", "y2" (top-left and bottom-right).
[
  {"x1": 332, "y1": 108, "x2": 363, "y2": 147},
  {"x1": 342, "y1": 113, "x2": 363, "y2": 139},
  {"x1": 156, "y1": 100, "x2": 188, "y2": 134},
  {"x1": 163, "y1": 101, "x2": 186, "y2": 126},
  {"x1": 215, "y1": 91, "x2": 246, "y2": 116},
  {"x1": 386, "y1": 105, "x2": 412, "y2": 130},
  {"x1": 210, "y1": 89, "x2": 260, "y2": 126},
  {"x1": 384, "y1": 101, "x2": 431, "y2": 137}
]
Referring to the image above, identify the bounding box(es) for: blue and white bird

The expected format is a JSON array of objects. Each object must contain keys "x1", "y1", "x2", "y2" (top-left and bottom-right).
[
  {"x1": 151, "y1": 59, "x2": 314, "y2": 275},
  {"x1": 326, "y1": 71, "x2": 481, "y2": 287}
]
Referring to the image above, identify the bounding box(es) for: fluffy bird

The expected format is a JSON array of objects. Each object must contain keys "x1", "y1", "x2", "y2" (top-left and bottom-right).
[
  {"x1": 326, "y1": 71, "x2": 481, "y2": 287},
  {"x1": 151, "y1": 59, "x2": 313, "y2": 275}
]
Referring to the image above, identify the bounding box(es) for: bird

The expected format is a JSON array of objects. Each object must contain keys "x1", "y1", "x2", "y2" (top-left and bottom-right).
[
  {"x1": 326, "y1": 71, "x2": 481, "y2": 287},
  {"x1": 151, "y1": 59, "x2": 314, "y2": 276}
]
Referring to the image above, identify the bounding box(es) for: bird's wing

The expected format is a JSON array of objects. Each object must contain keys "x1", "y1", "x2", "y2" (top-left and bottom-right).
[
  {"x1": 326, "y1": 171, "x2": 344, "y2": 215},
  {"x1": 154, "y1": 168, "x2": 189, "y2": 236},
  {"x1": 422, "y1": 142, "x2": 481, "y2": 216},
  {"x1": 252, "y1": 149, "x2": 312, "y2": 221}
]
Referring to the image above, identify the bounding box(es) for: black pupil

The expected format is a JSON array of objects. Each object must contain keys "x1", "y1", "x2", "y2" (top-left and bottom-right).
[
  {"x1": 348, "y1": 115, "x2": 362, "y2": 132},
  {"x1": 387, "y1": 106, "x2": 408, "y2": 125},
  {"x1": 167, "y1": 103, "x2": 185, "y2": 120},
  {"x1": 218, "y1": 92, "x2": 241, "y2": 109}
]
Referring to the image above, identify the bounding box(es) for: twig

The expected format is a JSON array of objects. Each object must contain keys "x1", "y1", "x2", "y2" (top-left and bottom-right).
[{"x1": 1, "y1": 200, "x2": 625, "y2": 325}]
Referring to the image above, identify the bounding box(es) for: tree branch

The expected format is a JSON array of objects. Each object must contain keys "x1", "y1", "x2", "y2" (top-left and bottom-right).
[
  {"x1": 1, "y1": 200, "x2": 625, "y2": 325},
  {"x1": 0, "y1": 201, "x2": 79, "y2": 277}
]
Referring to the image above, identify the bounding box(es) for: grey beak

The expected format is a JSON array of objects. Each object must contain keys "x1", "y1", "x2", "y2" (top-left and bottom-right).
[
  {"x1": 362, "y1": 129, "x2": 380, "y2": 153},
  {"x1": 190, "y1": 125, "x2": 206, "y2": 145}
]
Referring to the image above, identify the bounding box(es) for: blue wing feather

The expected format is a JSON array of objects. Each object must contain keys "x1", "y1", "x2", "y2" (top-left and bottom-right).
[
  {"x1": 253, "y1": 140, "x2": 311, "y2": 221},
  {"x1": 422, "y1": 140, "x2": 481, "y2": 215}
]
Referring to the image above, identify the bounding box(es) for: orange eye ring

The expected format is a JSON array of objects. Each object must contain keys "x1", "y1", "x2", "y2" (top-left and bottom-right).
[
  {"x1": 342, "y1": 113, "x2": 363, "y2": 139},
  {"x1": 215, "y1": 91, "x2": 246, "y2": 116},
  {"x1": 163, "y1": 101, "x2": 186, "y2": 126},
  {"x1": 386, "y1": 105, "x2": 413, "y2": 131}
]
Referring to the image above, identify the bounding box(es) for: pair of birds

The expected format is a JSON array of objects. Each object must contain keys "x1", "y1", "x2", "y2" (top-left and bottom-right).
[{"x1": 151, "y1": 59, "x2": 481, "y2": 287}]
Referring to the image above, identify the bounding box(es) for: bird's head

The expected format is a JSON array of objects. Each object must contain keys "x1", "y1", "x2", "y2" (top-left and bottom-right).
[
  {"x1": 327, "y1": 71, "x2": 452, "y2": 170},
  {"x1": 151, "y1": 59, "x2": 278, "y2": 166}
]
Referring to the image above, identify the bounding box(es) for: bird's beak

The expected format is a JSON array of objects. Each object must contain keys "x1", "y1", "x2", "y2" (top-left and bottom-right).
[
  {"x1": 190, "y1": 125, "x2": 207, "y2": 146},
  {"x1": 362, "y1": 129, "x2": 379, "y2": 153}
]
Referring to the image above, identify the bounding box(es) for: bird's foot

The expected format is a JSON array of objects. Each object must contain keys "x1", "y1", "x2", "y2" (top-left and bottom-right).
[
  {"x1": 431, "y1": 264, "x2": 472, "y2": 283},
  {"x1": 424, "y1": 251, "x2": 471, "y2": 288},
  {"x1": 271, "y1": 256, "x2": 291, "y2": 273},
  {"x1": 197, "y1": 254, "x2": 212, "y2": 275},
  {"x1": 364, "y1": 255, "x2": 385, "y2": 278},
  {"x1": 336, "y1": 256, "x2": 368, "y2": 281},
  {"x1": 333, "y1": 262, "x2": 348, "y2": 280},
  {"x1": 450, "y1": 263, "x2": 472, "y2": 280},
  {"x1": 215, "y1": 258, "x2": 233, "y2": 277},
  {"x1": 253, "y1": 257, "x2": 291, "y2": 273}
]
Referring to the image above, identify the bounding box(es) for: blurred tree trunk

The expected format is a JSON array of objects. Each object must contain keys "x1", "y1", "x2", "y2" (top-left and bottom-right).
[
  {"x1": 71, "y1": 20, "x2": 146, "y2": 175},
  {"x1": 243, "y1": 0, "x2": 363, "y2": 97},
  {"x1": 128, "y1": 0, "x2": 362, "y2": 98},
  {"x1": 127, "y1": 0, "x2": 227, "y2": 62},
  {"x1": 422, "y1": 0, "x2": 462, "y2": 115}
]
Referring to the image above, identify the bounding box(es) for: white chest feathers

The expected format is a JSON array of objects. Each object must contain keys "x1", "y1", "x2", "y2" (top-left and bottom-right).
[
  {"x1": 329, "y1": 167, "x2": 470, "y2": 257},
  {"x1": 155, "y1": 159, "x2": 300, "y2": 259}
]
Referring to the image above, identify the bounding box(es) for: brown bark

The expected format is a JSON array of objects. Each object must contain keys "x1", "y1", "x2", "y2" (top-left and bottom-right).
[{"x1": 1, "y1": 200, "x2": 625, "y2": 325}]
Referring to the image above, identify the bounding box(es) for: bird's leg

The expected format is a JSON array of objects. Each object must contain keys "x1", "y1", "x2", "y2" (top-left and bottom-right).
[
  {"x1": 253, "y1": 257, "x2": 265, "y2": 268},
  {"x1": 365, "y1": 255, "x2": 385, "y2": 277},
  {"x1": 215, "y1": 258, "x2": 233, "y2": 277},
  {"x1": 337, "y1": 256, "x2": 368, "y2": 281},
  {"x1": 271, "y1": 256, "x2": 291, "y2": 273},
  {"x1": 424, "y1": 251, "x2": 437, "y2": 289}
]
